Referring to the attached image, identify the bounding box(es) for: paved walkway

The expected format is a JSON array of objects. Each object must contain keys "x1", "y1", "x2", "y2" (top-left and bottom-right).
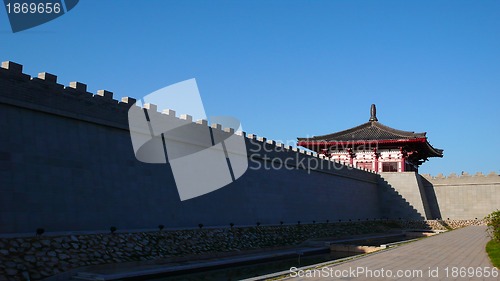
[{"x1": 284, "y1": 226, "x2": 495, "y2": 281}]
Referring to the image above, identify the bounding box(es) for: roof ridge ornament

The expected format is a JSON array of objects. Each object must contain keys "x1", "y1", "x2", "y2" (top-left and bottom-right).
[{"x1": 369, "y1": 104, "x2": 378, "y2": 122}]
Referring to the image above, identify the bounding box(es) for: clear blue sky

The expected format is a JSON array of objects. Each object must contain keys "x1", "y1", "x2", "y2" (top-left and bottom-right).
[{"x1": 2, "y1": 0, "x2": 499, "y2": 176}]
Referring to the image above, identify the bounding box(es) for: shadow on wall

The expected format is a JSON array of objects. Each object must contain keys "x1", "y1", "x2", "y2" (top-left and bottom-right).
[
  {"x1": 419, "y1": 176, "x2": 443, "y2": 219},
  {"x1": 377, "y1": 176, "x2": 426, "y2": 220}
]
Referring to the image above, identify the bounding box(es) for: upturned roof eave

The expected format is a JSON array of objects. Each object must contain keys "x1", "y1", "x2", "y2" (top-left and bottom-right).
[
  {"x1": 297, "y1": 121, "x2": 427, "y2": 142},
  {"x1": 297, "y1": 138, "x2": 444, "y2": 158}
]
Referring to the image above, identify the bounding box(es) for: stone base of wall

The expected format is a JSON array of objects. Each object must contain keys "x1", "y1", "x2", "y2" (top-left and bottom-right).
[
  {"x1": 397, "y1": 219, "x2": 485, "y2": 230},
  {"x1": 0, "y1": 220, "x2": 485, "y2": 281}
]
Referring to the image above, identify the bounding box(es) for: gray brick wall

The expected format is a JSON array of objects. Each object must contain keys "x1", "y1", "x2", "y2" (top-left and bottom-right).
[
  {"x1": 421, "y1": 173, "x2": 500, "y2": 219},
  {"x1": 0, "y1": 61, "x2": 382, "y2": 234},
  {"x1": 1, "y1": 61, "x2": 497, "y2": 235}
]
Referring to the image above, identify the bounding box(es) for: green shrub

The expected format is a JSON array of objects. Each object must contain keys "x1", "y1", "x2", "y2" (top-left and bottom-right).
[
  {"x1": 485, "y1": 210, "x2": 500, "y2": 241},
  {"x1": 486, "y1": 239, "x2": 500, "y2": 268}
]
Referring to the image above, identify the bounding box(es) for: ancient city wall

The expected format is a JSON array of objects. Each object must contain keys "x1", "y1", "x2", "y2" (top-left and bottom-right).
[
  {"x1": 421, "y1": 173, "x2": 500, "y2": 220},
  {"x1": 0, "y1": 61, "x2": 384, "y2": 235},
  {"x1": 1, "y1": 60, "x2": 497, "y2": 237},
  {"x1": 377, "y1": 172, "x2": 500, "y2": 221},
  {"x1": 1, "y1": 60, "x2": 499, "y2": 280},
  {"x1": 377, "y1": 172, "x2": 429, "y2": 220}
]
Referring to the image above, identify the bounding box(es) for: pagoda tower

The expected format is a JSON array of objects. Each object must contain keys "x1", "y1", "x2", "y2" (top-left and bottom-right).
[{"x1": 297, "y1": 104, "x2": 443, "y2": 172}]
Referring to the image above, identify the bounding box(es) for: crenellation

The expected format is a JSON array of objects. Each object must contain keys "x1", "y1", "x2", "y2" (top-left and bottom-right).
[
  {"x1": 143, "y1": 103, "x2": 158, "y2": 112},
  {"x1": 68, "y1": 81, "x2": 88, "y2": 92},
  {"x1": 118, "y1": 98, "x2": 137, "y2": 110},
  {"x1": 31, "y1": 73, "x2": 64, "y2": 91},
  {"x1": 0, "y1": 60, "x2": 303, "y2": 153},
  {"x1": 37, "y1": 72, "x2": 57, "y2": 83},
  {"x1": 180, "y1": 114, "x2": 192, "y2": 122},
  {"x1": 247, "y1": 134, "x2": 257, "y2": 140},
  {"x1": 121, "y1": 96, "x2": 137, "y2": 104},
  {"x1": 235, "y1": 131, "x2": 246, "y2": 137},
  {"x1": 196, "y1": 119, "x2": 208, "y2": 126},
  {"x1": 161, "y1": 109, "x2": 176, "y2": 116},
  {"x1": 424, "y1": 171, "x2": 499, "y2": 188},
  {"x1": 1, "y1": 60, "x2": 23, "y2": 73},
  {"x1": 96, "y1": 90, "x2": 114, "y2": 100},
  {"x1": 1, "y1": 60, "x2": 30, "y2": 80},
  {"x1": 211, "y1": 123, "x2": 222, "y2": 130}
]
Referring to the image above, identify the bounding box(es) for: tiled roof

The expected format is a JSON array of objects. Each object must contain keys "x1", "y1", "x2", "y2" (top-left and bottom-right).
[
  {"x1": 296, "y1": 105, "x2": 443, "y2": 159},
  {"x1": 297, "y1": 121, "x2": 427, "y2": 142}
]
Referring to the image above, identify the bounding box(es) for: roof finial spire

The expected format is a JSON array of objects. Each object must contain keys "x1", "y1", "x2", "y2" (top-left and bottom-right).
[{"x1": 369, "y1": 104, "x2": 378, "y2": 122}]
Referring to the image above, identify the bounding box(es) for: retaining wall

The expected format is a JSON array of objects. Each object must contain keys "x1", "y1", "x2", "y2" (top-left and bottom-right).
[{"x1": 0, "y1": 220, "x2": 483, "y2": 281}]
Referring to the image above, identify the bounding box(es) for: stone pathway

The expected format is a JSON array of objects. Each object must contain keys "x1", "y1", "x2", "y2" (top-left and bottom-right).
[{"x1": 284, "y1": 226, "x2": 496, "y2": 281}]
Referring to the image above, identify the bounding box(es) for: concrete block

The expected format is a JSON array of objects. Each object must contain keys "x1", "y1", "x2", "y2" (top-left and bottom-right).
[
  {"x1": 211, "y1": 123, "x2": 222, "y2": 130},
  {"x1": 37, "y1": 72, "x2": 57, "y2": 83},
  {"x1": 247, "y1": 134, "x2": 257, "y2": 140},
  {"x1": 196, "y1": 119, "x2": 208, "y2": 126},
  {"x1": 1, "y1": 61, "x2": 23, "y2": 73},
  {"x1": 69, "y1": 82, "x2": 87, "y2": 92},
  {"x1": 144, "y1": 103, "x2": 157, "y2": 112},
  {"x1": 180, "y1": 114, "x2": 192, "y2": 122},
  {"x1": 162, "y1": 109, "x2": 175, "y2": 116},
  {"x1": 266, "y1": 140, "x2": 276, "y2": 145},
  {"x1": 96, "y1": 90, "x2": 113, "y2": 99},
  {"x1": 121, "y1": 97, "x2": 137, "y2": 104},
  {"x1": 223, "y1": 127, "x2": 234, "y2": 134}
]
